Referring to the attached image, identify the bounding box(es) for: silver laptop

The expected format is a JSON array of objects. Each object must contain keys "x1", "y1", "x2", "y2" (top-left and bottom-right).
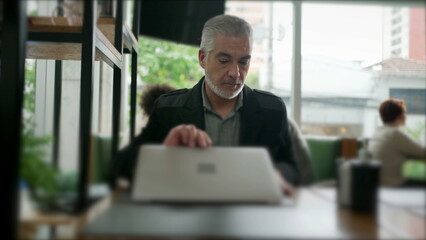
[{"x1": 131, "y1": 145, "x2": 283, "y2": 205}]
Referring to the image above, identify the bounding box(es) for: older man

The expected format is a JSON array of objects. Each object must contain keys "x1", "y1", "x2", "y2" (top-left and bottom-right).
[{"x1": 116, "y1": 15, "x2": 299, "y2": 194}]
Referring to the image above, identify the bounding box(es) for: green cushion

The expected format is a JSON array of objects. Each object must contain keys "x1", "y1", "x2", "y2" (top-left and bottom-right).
[
  {"x1": 306, "y1": 137, "x2": 341, "y2": 182},
  {"x1": 403, "y1": 160, "x2": 426, "y2": 181},
  {"x1": 91, "y1": 135, "x2": 112, "y2": 183}
]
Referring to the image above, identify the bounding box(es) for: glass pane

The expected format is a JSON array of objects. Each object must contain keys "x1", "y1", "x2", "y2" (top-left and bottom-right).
[
  {"x1": 136, "y1": 37, "x2": 203, "y2": 132},
  {"x1": 225, "y1": 1, "x2": 293, "y2": 110},
  {"x1": 301, "y1": 3, "x2": 426, "y2": 143}
]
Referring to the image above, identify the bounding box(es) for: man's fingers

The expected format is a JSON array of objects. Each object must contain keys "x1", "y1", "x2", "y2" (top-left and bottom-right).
[
  {"x1": 281, "y1": 182, "x2": 295, "y2": 197},
  {"x1": 273, "y1": 168, "x2": 296, "y2": 197},
  {"x1": 164, "y1": 124, "x2": 212, "y2": 148},
  {"x1": 188, "y1": 125, "x2": 198, "y2": 147},
  {"x1": 178, "y1": 125, "x2": 188, "y2": 145},
  {"x1": 180, "y1": 125, "x2": 195, "y2": 146},
  {"x1": 197, "y1": 131, "x2": 207, "y2": 148},
  {"x1": 197, "y1": 130, "x2": 212, "y2": 148}
]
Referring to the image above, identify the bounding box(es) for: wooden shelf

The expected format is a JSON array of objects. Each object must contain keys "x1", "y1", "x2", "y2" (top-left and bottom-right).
[
  {"x1": 26, "y1": 17, "x2": 134, "y2": 61},
  {"x1": 28, "y1": 16, "x2": 82, "y2": 33},
  {"x1": 28, "y1": 16, "x2": 114, "y2": 34},
  {"x1": 2, "y1": 2, "x2": 139, "y2": 238},
  {"x1": 27, "y1": 43, "x2": 81, "y2": 60},
  {"x1": 26, "y1": 34, "x2": 121, "y2": 62}
]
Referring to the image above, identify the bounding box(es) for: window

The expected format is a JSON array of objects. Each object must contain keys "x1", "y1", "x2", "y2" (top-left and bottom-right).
[
  {"x1": 391, "y1": 15, "x2": 402, "y2": 24},
  {"x1": 225, "y1": 0, "x2": 425, "y2": 140},
  {"x1": 300, "y1": 3, "x2": 384, "y2": 138},
  {"x1": 392, "y1": 7, "x2": 402, "y2": 14},
  {"x1": 391, "y1": 37, "x2": 401, "y2": 46},
  {"x1": 391, "y1": 26, "x2": 401, "y2": 36},
  {"x1": 390, "y1": 89, "x2": 426, "y2": 115},
  {"x1": 391, "y1": 48, "x2": 401, "y2": 56},
  {"x1": 225, "y1": 1, "x2": 294, "y2": 110}
]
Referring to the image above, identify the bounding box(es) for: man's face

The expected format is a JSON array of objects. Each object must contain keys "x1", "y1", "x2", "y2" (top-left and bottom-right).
[{"x1": 199, "y1": 35, "x2": 252, "y2": 99}]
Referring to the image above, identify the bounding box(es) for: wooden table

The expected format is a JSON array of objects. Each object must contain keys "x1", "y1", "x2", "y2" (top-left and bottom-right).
[
  {"x1": 77, "y1": 187, "x2": 425, "y2": 240},
  {"x1": 310, "y1": 187, "x2": 426, "y2": 240},
  {"x1": 18, "y1": 187, "x2": 123, "y2": 239}
]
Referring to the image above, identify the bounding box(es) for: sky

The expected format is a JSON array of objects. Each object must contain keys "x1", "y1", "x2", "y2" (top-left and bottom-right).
[
  {"x1": 301, "y1": 3, "x2": 384, "y2": 65},
  {"x1": 267, "y1": 2, "x2": 385, "y2": 65}
]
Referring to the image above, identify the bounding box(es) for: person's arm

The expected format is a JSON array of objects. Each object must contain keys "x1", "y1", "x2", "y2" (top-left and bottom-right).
[
  {"x1": 113, "y1": 123, "x2": 212, "y2": 181},
  {"x1": 288, "y1": 118, "x2": 314, "y2": 185},
  {"x1": 273, "y1": 110, "x2": 300, "y2": 186},
  {"x1": 112, "y1": 109, "x2": 165, "y2": 183},
  {"x1": 395, "y1": 129, "x2": 426, "y2": 159}
]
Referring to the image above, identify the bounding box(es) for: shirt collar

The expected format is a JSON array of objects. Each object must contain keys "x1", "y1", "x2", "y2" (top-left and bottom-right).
[{"x1": 201, "y1": 80, "x2": 244, "y2": 112}]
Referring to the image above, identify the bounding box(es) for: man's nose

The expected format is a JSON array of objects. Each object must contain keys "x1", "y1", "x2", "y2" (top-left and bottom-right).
[{"x1": 228, "y1": 62, "x2": 240, "y2": 80}]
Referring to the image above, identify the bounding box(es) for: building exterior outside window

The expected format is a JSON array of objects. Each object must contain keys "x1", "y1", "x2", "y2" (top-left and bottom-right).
[{"x1": 226, "y1": 1, "x2": 425, "y2": 142}]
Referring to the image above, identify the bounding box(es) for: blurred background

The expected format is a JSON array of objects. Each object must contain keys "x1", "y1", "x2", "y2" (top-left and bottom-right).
[
  {"x1": 4, "y1": 0, "x2": 423, "y2": 239},
  {"x1": 20, "y1": 0, "x2": 425, "y2": 204}
]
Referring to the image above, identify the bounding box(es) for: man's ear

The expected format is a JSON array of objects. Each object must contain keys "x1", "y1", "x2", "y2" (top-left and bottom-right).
[{"x1": 198, "y1": 49, "x2": 206, "y2": 69}]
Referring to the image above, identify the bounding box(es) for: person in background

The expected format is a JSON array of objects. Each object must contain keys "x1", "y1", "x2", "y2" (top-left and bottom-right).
[
  {"x1": 140, "y1": 83, "x2": 177, "y2": 117},
  {"x1": 114, "y1": 83, "x2": 177, "y2": 185},
  {"x1": 114, "y1": 14, "x2": 299, "y2": 195},
  {"x1": 368, "y1": 98, "x2": 426, "y2": 187}
]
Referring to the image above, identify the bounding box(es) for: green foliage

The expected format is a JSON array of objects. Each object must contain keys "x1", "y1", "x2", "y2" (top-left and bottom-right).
[
  {"x1": 245, "y1": 71, "x2": 260, "y2": 89},
  {"x1": 20, "y1": 134, "x2": 58, "y2": 207},
  {"x1": 403, "y1": 121, "x2": 426, "y2": 141},
  {"x1": 136, "y1": 37, "x2": 261, "y2": 106},
  {"x1": 28, "y1": 9, "x2": 38, "y2": 16},
  {"x1": 21, "y1": 60, "x2": 59, "y2": 209},
  {"x1": 23, "y1": 60, "x2": 36, "y2": 131},
  {"x1": 138, "y1": 37, "x2": 203, "y2": 89},
  {"x1": 403, "y1": 160, "x2": 426, "y2": 181}
]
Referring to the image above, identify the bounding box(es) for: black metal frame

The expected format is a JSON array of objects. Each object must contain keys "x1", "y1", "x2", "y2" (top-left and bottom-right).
[
  {"x1": 130, "y1": 0, "x2": 141, "y2": 141},
  {"x1": 77, "y1": 0, "x2": 97, "y2": 211},
  {"x1": 111, "y1": 0, "x2": 123, "y2": 168},
  {"x1": 53, "y1": 60, "x2": 62, "y2": 168},
  {"x1": 0, "y1": 1, "x2": 28, "y2": 239},
  {"x1": 1, "y1": 0, "x2": 139, "y2": 235}
]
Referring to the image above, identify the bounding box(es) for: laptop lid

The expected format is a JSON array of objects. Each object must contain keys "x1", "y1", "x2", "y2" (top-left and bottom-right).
[{"x1": 131, "y1": 145, "x2": 283, "y2": 205}]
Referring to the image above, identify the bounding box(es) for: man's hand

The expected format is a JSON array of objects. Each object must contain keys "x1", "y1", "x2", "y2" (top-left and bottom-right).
[
  {"x1": 274, "y1": 169, "x2": 296, "y2": 197},
  {"x1": 163, "y1": 124, "x2": 212, "y2": 148}
]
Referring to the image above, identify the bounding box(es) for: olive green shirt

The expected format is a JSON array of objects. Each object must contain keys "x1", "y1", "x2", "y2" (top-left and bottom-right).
[{"x1": 201, "y1": 82, "x2": 243, "y2": 146}]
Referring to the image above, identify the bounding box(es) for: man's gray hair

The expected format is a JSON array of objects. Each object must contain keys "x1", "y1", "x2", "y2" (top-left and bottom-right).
[{"x1": 200, "y1": 15, "x2": 253, "y2": 55}]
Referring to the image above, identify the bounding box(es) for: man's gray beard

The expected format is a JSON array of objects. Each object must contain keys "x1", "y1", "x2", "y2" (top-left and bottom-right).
[{"x1": 205, "y1": 74, "x2": 242, "y2": 100}]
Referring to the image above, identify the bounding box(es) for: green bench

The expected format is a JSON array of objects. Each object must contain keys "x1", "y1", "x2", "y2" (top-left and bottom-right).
[{"x1": 305, "y1": 136, "x2": 425, "y2": 184}]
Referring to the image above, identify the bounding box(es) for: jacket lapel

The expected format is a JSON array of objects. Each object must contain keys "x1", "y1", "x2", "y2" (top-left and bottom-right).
[
  {"x1": 240, "y1": 86, "x2": 265, "y2": 145},
  {"x1": 179, "y1": 78, "x2": 206, "y2": 130}
]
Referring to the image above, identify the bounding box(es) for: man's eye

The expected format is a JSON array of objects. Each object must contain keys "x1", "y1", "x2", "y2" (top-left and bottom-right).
[
  {"x1": 239, "y1": 61, "x2": 249, "y2": 66},
  {"x1": 219, "y1": 60, "x2": 229, "y2": 64}
]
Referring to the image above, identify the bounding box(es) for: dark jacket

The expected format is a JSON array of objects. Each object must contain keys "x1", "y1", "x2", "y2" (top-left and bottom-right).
[{"x1": 115, "y1": 78, "x2": 300, "y2": 185}]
